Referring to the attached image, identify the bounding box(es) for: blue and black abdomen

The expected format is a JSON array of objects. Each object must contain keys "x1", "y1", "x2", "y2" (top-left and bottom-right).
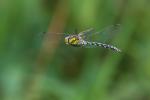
[{"x1": 85, "y1": 41, "x2": 121, "y2": 52}]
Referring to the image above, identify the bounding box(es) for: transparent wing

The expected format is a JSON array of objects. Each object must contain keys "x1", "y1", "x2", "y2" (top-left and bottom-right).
[
  {"x1": 85, "y1": 24, "x2": 121, "y2": 42},
  {"x1": 41, "y1": 32, "x2": 67, "y2": 35},
  {"x1": 37, "y1": 32, "x2": 68, "y2": 46},
  {"x1": 78, "y1": 28, "x2": 95, "y2": 36},
  {"x1": 93, "y1": 24, "x2": 121, "y2": 42},
  {"x1": 94, "y1": 24, "x2": 120, "y2": 37},
  {"x1": 40, "y1": 32, "x2": 69, "y2": 39}
]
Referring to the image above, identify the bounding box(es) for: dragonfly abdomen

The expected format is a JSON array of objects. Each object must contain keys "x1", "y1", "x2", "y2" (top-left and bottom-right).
[{"x1": 85, "y1": 41, "x2": 121, "y2": 52}]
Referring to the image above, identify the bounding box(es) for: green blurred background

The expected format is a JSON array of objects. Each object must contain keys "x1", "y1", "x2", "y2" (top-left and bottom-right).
[{"x1": 0, "y1": 0, "x2": 150, "y2": 100}]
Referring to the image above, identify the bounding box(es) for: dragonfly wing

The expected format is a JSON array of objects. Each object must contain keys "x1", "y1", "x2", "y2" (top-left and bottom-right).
[
  {"x1": 41, "y1": 32, "x2": 68, "y2": 38},
  {"x1": 78, "y1": 28, "x2": 95, "y2": 37},
  {"x1": 38, "y1": 32, "x2": 68, "y2": 45},
  {"x1": 94, "y1": 24, "x2": 120, "y2": 35},
  {"x1": 91, "y1": 24, "x2": 121, "y2": 42}
]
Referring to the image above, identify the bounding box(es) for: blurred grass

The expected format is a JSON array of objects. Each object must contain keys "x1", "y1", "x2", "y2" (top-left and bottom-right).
[{"x1": 0, "y1": 0, "x2": 150, "y2": 100}]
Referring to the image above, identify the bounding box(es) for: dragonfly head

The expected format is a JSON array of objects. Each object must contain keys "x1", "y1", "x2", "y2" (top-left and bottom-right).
[{"x1": 65, "y1": 36, "x2": 70, "y2": 45}]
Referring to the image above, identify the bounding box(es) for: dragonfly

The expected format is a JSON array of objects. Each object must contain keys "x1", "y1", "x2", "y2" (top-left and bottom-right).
[
  {"x1": 40, "y1": 24, "x2": 121, "y2": 52},
  {"x1": 64, "y1": 24, "x2": 121, "y2": 52}
]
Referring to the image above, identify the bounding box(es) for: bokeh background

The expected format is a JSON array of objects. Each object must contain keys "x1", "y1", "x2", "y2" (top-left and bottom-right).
[{"x1": 0, "y1": 0, "x2": 150, "y2": 100}]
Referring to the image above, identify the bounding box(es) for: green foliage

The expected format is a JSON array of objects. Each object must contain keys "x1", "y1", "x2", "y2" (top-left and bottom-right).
[{"x1": 0, "y1": 0, "x2": 150, "y2": 100}]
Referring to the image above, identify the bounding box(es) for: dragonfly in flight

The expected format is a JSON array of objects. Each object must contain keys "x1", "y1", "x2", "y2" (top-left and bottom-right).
[
  {"x1": 64, "y1": 24, "x2": 121, "y2": 52},
  {"x1": 41, "y1": 24, "x2": 121, "y2": 52}
]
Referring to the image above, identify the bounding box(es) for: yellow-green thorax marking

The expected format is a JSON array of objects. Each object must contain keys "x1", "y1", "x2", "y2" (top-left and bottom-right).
[{"x1": 65, "y1": 35, "x2": 82, "y2": 47}]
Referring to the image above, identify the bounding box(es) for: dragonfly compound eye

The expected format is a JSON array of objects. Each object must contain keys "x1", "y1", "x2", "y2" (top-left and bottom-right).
[{"x1": 65, "y1": 36, "x2": 69, "y2": 45}]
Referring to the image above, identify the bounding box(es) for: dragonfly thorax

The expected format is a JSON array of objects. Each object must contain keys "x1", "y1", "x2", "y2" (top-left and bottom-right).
[{"x1": 64, "y1": 35, "x2": 83, "y2": 46}]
